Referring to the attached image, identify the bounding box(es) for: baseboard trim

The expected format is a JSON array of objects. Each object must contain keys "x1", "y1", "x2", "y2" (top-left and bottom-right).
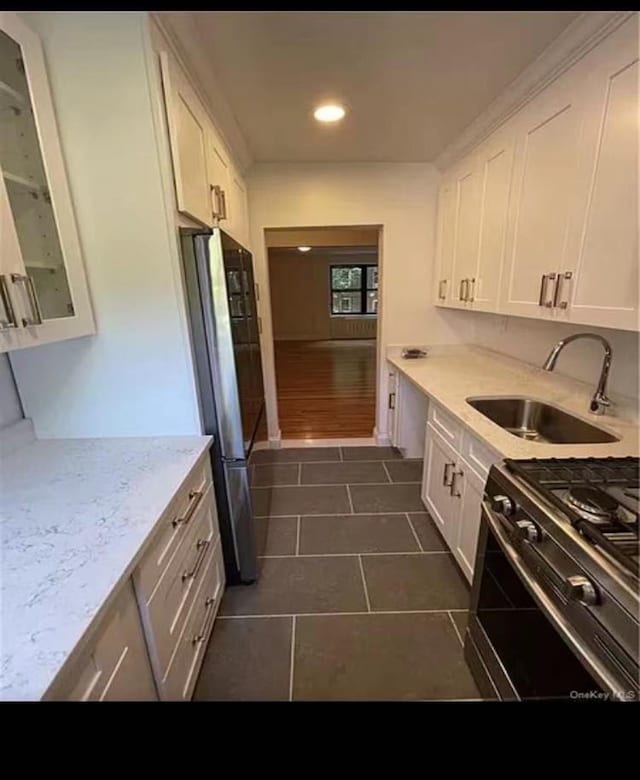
[{"x1": 279, "y1": 437, "x2": 377, "y2": 448}]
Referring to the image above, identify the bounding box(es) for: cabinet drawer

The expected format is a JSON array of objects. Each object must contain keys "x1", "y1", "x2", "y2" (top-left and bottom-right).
[
  {"x1": 135, "y1": 456, "x2": 212, "y2": 600},
  {"x1": 161, "y1": 536, "x2": 225, "y2": 701},
  {"x1": 47, "y1": 582, "x2": 156, "y2": 701},
  {"x1": 427, "y1": 402, "x2": 463, "y2": 450},
  {"x1": 138, "y1": 485, "x2": 218, "y2": 678},
  {"x1": 461, "y1": 430, "x2": 500, "y2": 481}
]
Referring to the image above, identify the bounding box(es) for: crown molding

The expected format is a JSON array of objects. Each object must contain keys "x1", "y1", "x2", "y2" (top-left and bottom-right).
[
  {"x1": 150, "y1": 12, "x2": 253, "y2": 174},
  {"x1": 434, "y1": 11, "x2": 635, "y2": 171}
]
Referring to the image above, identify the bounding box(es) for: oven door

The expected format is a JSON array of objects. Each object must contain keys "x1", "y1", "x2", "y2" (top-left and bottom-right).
[{"x1": 465, "y1": 502, "x2": 606, "y2": 701}]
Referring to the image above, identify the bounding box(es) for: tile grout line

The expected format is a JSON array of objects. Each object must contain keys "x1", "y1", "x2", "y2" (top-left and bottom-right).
[
  {"x1": 405, "y1": 513, "x2": 424, "y2": 552},
  {"x1": 358, "y1": 555, "x2": 372, "y2": 612},
  {"x1": 288, "y1": 615, "x2": 296, "y2": 702},
  {"x1": 381, "y1": 461, "x2": 393, "y2": 484},
  {"x1": 295, "y1": 516, "x2": 301, "y2": 555},
  {"x1": 448, "y1": 611, "x2": 464, "y2": 647},
  {"x1": 257, "y1": 551, "x2": 451, "y2": 559},
  {"x1": 219, "y1": 608, "x2": 469, "y2": 620},
  {"x1": 346, "y1": 484, "x2": 355, "y2": 514}
]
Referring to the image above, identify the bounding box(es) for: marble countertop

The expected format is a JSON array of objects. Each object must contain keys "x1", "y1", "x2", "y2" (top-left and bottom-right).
[
  {"x1": 0, "y1": 429, "x2": 212, "y2": 701},
  {"x1": 388, "y1": 345, "x2": 639, "y2": 459}
]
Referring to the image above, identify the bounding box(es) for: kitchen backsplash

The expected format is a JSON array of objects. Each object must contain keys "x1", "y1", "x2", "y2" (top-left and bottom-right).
[{"x1": 472, "y1": 313, "x2": 639, "y2": 402}]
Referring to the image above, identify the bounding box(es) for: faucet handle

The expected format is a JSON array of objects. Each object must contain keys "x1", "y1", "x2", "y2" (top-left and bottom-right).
[{"x1": 590, "y1": 394, "x2": 612, "y2": 415}]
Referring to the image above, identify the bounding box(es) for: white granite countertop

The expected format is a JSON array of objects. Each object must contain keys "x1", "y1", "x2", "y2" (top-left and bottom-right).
[
  {"x1": 0, "y1": 428, "x2": 212, "y2": 701},
  {"x1": 388, "y1": 345, "x2": 639, "y2": 459}
]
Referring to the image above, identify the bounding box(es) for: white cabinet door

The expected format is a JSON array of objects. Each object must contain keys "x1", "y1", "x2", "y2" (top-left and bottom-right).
[
  {"x1": 472, "y1": 129, "x2": 515, "y2": 313},
  {"x1": 433, "y1": 175, "x2": 457, "y2": 305},
  {"x1": 566, "y1": 15, "x2": 639, "y2": 331},
  {"x1": 0, "y1": 11, "x2": 94, "y2": 353},
  {"x1": 421, "y1": 424, "x2": 460, "y2": 547},
  {"x1": 228, "y1": 167, "x2": 249, "y2": 246},
  {"x1": 500, "y1": 65, "x2": 585, "y2": 319},
  {"x1": 453, "y1": 464, "x2": 484, "y2": 583},
  {"x1": 387, "y1": 367, "x2": 398, "y2": 447},
  {"x1": 159, "y1": 50, "x2": 212, "y2": 227},
  {"x1": 47, "y1": 582, "x2": 157, "y2": 701},
  {"x1": 394, "y1": 372, "x2": 429, "y2": 458},
  {"x1": 450, "y1": 156, "x2": 482, "y2": 308}
]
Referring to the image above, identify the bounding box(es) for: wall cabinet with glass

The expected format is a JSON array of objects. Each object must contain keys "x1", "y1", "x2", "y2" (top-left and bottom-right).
[{"x1": 0, "y1": 12, "x2": 94, "y2": 353}]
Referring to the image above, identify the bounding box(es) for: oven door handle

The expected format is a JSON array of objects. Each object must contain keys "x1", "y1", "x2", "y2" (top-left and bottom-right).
[{"x1": 481, "y1": 502, "x2": 622, "y2": 695}]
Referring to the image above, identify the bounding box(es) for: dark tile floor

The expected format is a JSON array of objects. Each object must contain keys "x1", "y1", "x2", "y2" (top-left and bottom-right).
[{"x1": 194, "y1": 446, "x2": 481, "y2": 702}]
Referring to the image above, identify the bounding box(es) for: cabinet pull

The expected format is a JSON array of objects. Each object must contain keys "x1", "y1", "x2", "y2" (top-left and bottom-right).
[
  {"x1": 443, "y1": 461, "x2": 455, "y2": 487},
  {"x1": 182, "y1": 538, "x2": 210, "y2": 582},
  {"x1": 553, "y1": 271, "x2": 573, "y2": 309},
  {"x1": 192, "y1": 595, "x2": 217, "y2": 646},
  {"x1": 171, "y1": 489, "x2": 203, "y2": 529},
  {"x1": 438, "y1": 279, "x2": 447, "y2": 300},
  {"x1": 220, "y1": 189, "x2": 228, "y2": 220},
  {"x1": 459, "y1": 279, "x2": 466, "y2": 301},
  {"x1": 210, "y1": 184, "x2": 223, "y2": 219},
  {"x1": 11, "y1": 273, "x2": 43, "y2": 325},
  {"x1": 388, "y1": 392, "x2": 396, "y2": 410},
  {"x1": 468, "y1": 278, "x2": 476, "y2": 303},
  {"x1": 450, "y1": 469, "x2": 463, "y2": 498},
  {"x1": 254, "y1": 282, "x2": 260, "y2": 301},
  {"x1": 257, "y1": 316, "x2": 262, "y2": 335},
  {"x1": 0, "y1": 275, "x2": 18, "y2": 329},
  {"x1": 538, "y1": 274, "x2": 549, "y2": 306}
]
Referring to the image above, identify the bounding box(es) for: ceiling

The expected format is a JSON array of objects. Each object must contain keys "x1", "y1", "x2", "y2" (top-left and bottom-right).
[{"x1": 161, "y1": 11, "x2": 580, "y2": 164}]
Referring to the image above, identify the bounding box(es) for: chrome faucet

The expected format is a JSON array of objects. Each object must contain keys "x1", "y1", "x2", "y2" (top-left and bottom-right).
[{"x1": 542, "y1": 333, "x2": 613, "y2": 416}]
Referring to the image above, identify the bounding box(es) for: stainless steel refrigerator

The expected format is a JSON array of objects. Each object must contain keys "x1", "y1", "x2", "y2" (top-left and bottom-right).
[{"x1": 180, "y1": 227, "x2": 265, "y2": 584}]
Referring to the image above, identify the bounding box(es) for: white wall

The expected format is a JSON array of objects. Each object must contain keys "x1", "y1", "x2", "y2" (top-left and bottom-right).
[
  {"x1": 0, "y1": 355, "x2": 23, "y2": 429},
  {"x1": 471, "y1": 312, "x2": 639, "y2": 401},
  {"x1": 248, "y1": 162, "x2": 474, "y2": 441},
  {"x1": 9, "y1": 12, "x2": 201, "y2": 438}
]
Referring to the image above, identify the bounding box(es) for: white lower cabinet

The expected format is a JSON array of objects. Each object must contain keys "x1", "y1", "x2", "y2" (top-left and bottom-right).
[
  {"x1": 46, "y1": 582, "x2": 157, "y2": 701},
  {"x1": 422, "y1": 401, "x2": 500, "y2": 582},
  {"x1": 387, "y1": 364, "x2": 429, "y2": 458}
]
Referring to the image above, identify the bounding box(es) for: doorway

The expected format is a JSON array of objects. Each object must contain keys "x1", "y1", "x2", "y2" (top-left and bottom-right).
[{"x1": 266, "y1": 227, "x2": 380, "y2": 440}]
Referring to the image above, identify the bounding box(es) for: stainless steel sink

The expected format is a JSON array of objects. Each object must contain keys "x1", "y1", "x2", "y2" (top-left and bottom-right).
[{"x1": 466, "y1": 397, "x2": 620, "y2": 444}]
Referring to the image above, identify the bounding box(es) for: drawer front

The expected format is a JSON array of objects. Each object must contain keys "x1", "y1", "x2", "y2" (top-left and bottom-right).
[
  {"x1": 47, "y1": 582, "x2": 157, "y2": 701},
  {"x1": 138, "y1": 486, "x2": 218, "y2": 677},
  {"x1": 161, "y1": 536, "x2": 225, "y2": 701},
  {"x1": 461, "y1": 429, "x2": 500, "y2": 481},
  {"x1": 135, "y1": 456, "x2": 213, "y2": 599},
  {"x1": 428, "y1": 401, "x2": 463, "y2": 450}
]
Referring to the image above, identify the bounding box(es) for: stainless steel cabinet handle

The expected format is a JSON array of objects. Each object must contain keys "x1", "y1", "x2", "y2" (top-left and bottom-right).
[
  {"x1": 459, "y1": 278, "x2": 465, "y2": 301},
  {"x1": 553, "y1": 271, "x2": 573, "y2": 309},
  {"x1": 450, "y1": 469, "x2": 463, "y2": 497},
  {"x1": 538, "y1": 274, "x2": 549, "y2": 306},
  {"x1": 438, "y1": 279, "x2": 447, "y2": 300},
  {"x1": 220, "y1": 189, "x2": 228, "y2": 220},
  {"x1": 171, "y1": 489, "x2": 203, "y2": 529},
  {"x1": 443, "y1": 461, "x2": 455, "y2": 487},
  {"x1": 192, "y1": 596, "x2": 217, "y2": 645},
  {"x1": 210, "y1": 184, "x2": 223, "y2": 219},
  {"x1": 544, "y1": 273, "x2": 557, "y2": 307},
  {"x1": 182, "y1": 538, "x2": 210, "y2": 583},
  {"x1": 388, "y1": 391, "x2": 396, "y2": 410},
  {"x1": 0, "y1": 274, "x2": 18, "y2": 329},
  {"x1": 11, "y1": 273, "x2": 43, "y2": 325},
  {"x1": 467, "y1": 278, "x2": 476, "y2": 303}
]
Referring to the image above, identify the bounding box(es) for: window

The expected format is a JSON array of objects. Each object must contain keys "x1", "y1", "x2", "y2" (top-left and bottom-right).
[{"x1": 330, "y1": 264, "x2": 378, "y2": 315}]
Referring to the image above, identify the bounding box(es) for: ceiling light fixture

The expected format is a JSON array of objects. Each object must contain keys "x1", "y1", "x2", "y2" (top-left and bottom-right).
[
  {"x1": 313, "y1": 104, "x2": 346, "y2": 123},
  {"x1": 297, "y1": 246, "x2": 311, "y2": 252}
]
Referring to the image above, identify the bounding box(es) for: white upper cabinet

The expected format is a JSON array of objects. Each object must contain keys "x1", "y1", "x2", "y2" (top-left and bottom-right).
[
  {"x1": 434, "y1": 13, "x2": 639, "y2": 332},
  {"x1": 0, "y1": 12, "x2": 94, "y2": 353},
  {"x1": 565, "y1": 15, "x2": 639, "y2": 330},
  {"x1": 160, "y1": 50, "x2": 212, "y2": 227},
  {"x1": 433, "y1": 175, "x2": 456, "y2": 304},
  {"x1": 499, "y1": 65, "x2": 585, "y2": 319},
  {"x1": 159, "y1": 47, "x2": 250, "y2": 247},
  {"x1": 450, "y1": 157, "x2": 482, "y2": 307},
  {"x1": 472, "y1": 130, "x2": 514, "y2": 312}
]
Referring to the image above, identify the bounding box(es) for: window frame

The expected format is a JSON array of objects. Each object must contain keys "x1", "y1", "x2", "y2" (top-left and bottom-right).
[{"x1": 329, "y1": 263, "x2": 378, "y2": 317}]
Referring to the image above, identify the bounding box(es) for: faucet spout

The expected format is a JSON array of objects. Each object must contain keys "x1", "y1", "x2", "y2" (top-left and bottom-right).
[{"x1": 542, "y1": 333, "x2": 613, "y2": 416}]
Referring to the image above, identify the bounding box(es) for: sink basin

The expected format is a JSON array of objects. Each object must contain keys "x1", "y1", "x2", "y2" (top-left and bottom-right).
[{"x1": 466, "y1": 397, "x2": 620, "y2": 444}]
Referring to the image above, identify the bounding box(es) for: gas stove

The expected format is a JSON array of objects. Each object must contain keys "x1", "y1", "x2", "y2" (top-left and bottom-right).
[
  {"x1": 505, "y1": 457, "x2": 639, "y2": 579},
  {"x1": 466, "y1": 456, "x2": 639, "y2": 700}
]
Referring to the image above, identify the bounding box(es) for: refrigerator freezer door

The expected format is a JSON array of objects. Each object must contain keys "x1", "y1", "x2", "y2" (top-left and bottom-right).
[{"x1": 222, "y1": 460, "x2": 258, "y2": 583}]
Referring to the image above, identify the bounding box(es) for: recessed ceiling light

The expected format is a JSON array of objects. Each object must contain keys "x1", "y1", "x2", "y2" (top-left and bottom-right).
[
  {"x1": 313, "y1": 104, "x2": 346, "y2": 123},
  {"x1": 297, "y1": 246, "x2": 311, "y2": 252}
]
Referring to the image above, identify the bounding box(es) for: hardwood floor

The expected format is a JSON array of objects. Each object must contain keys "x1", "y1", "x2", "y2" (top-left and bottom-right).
[{"x1": 274, "y1": 340, "x2": 376, "y2": 439}]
